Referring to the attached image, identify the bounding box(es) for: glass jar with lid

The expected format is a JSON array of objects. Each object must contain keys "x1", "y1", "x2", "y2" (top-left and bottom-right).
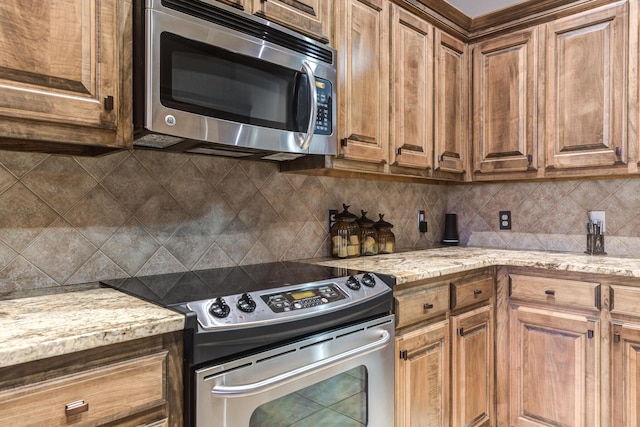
[
  {"x1": 357, "y1": 210, "x2": 378, "y2": 256},
  {"x1": 330, "y1": 204, "x2": 361, "y2": 258},
  {"x1": 374, "y1": 214, "x2": 395, "y2": 254}
]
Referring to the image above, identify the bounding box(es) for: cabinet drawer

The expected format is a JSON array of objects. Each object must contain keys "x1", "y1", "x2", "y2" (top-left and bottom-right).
[
  {"x1": 450, "y1": 275, "x2": 494, "y2": 310},
  {"x1": 0, "y1": 352, "x2": 166, "y2": 426},
  {"x1": 510, "y1": 274, "x2": 601, "y2": 310},
  {"x1": 395, "y1": 284, "x2": 449, "y2": 328},
  {"x1": 610, "y1": 285, "x2": 640, "y2": 317}
]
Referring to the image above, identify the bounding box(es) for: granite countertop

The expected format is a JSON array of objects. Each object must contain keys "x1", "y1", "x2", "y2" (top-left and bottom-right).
[
  {"x1": 310, "y1": 246, "x2": 640, "y2": 285},
  {"x1": 0, "y1": 286, "x2": 184, "y2": 369},
  {"x1": 4, "y1": 246, "x2": 640, "y2": 370}
]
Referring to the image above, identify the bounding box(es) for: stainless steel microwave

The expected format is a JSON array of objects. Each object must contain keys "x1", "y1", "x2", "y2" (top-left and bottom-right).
[{"x1": 133, "y1": 0, "x2": 337, "y2": 160}]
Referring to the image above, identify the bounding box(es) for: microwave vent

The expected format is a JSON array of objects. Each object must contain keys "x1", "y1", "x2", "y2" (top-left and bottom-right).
[{"x1": 161, "y1": 0, "x2": 334, "y2": 64}]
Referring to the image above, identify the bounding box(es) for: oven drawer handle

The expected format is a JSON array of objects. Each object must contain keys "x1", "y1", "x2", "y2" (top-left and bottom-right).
[{"x1": 210, "y1": 330, "x2": 391, "y2": 397}]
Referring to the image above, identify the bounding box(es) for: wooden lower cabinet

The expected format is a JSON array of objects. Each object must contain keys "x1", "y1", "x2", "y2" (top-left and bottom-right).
[
  {"x1": 611, "y1": 322, "x2": 640, "y2": 427},
  {"x1": 451, "y1": 305, "x2": 494, "y2": 427},
  {"x1": 0, "y1": 332, "x2": 182, "y2": 427},
  {"x1": 395, "y1": 320, "x2": 450, "y2": 427},
  {"x1": 508, "y1": 304, "x2": 600, "y2": 427}
]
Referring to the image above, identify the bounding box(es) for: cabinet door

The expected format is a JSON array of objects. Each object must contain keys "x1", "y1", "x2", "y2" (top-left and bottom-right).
[
  {"x1": 544, "y1": 3, "x2": 627, "y2": 171},
  {"x1": 0, "y1": 0, "x2": 132, "y2": 154},
  {"x1": 451, "y1": 305, "x2": 494, "y2": 427},
  {"x1": 611, "y1": 323, "x2": 640, "y2": 427},
  {"x1": 389, "y1": 4, "x2": 433, "y2": 171},
  {"x1": 396, "y1": 320, "x2": 450, "y2": 427},
  {"x1": 434, "y1": 30, "x2": 467, "y2": 177},
  {"x1": 336, "y1": 0, "x2": 389, "y2": 164},
  {"x1": 472, "y1": 27, "x2": 538, "y2": 176},
  {"x1": 509, "y1": 304, "x2": 599, "y2": 427},
  {"x1": 250, "y1": 0, "x2": 331, "y2": 43}
]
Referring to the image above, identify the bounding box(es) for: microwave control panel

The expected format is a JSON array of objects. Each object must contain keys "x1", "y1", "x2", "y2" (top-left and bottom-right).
[{"x1": 314, "y1": 78, "x2": 332, "y2": 135}]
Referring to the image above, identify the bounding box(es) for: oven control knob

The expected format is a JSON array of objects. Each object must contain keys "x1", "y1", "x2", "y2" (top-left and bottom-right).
[
  {"x1": 209, "y1": 297, "x2": 231, "y2": 318},
  {"x1": 237, "y1": 293, "x2": 256, "y2": 313},
  {"x1": 346, "y1": 276, "x2": 361, "y2": 290},
  {"x1": 361, "y1": 273, "x2": 376, "y2": 288}
]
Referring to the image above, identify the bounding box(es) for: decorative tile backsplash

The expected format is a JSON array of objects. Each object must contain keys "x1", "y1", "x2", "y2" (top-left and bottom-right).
[
  {"x1": 0, "y1": 150, "x2": 446, "y2": 292},
  {"x1": 2, "y1": 148, "x2": 640, "y2": 293}
]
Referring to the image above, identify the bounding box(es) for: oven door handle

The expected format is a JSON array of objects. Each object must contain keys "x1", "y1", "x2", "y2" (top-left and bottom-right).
[
  {"x1": 295, "y1": 61, "x2": 317, "y2": 151},
  {"x1": 211, "y1": 330, "x2": 391, "y2": 397}
]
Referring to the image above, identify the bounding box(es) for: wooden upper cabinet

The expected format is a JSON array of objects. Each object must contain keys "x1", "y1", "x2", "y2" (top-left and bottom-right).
[
  {"x1": 250, "y1": 0, "x2": 332, "y2": 44},
  {"x1": 472, "y1": 27, "x2": 538, "y2": 177},
  {"x1": 544, "y1": 2, "x2": 628, "y2": 172},
  {"x1": 389, "y1": 4, "x2": 433, "y2": 172},
  {"x1": 434, "y1": 30, "x2": 468, "y2": 177},
  {"x1": 336, "y1": 0, "x2": 389, "y2": 165},
  {"x1": 0, "y1": 0, "x2": 132, "y2": 155}
]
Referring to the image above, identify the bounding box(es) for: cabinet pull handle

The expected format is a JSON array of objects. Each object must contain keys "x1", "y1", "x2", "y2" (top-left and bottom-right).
[
  {"x1": 396, "y1": 148, "x2": 402, "y2": 156},
  {"x1": 457, "y1": 327, "x2": 464, "y2": 336},
  {"x1": 545, "y1": 289, "x2": 555, "y2": 296},
  {"x1": 103, "y1": 95, "x2": 114, "y2": 111},
  {"x1": 613, "y1": 332, "x2": 621, "y2": 343},
  {"x1": 587, "y1": 329, "x2": 594, "y2": 339},
  {"x1": 473, "y1": 289, "x2": 482, "y2": 295},
  {"x1": 423, "y1": 303, "x2": 434, "y2": 310},
  {"x1": 527, "y1": 154, "x2": 533, "y2": 164},
  {"x1": 399, "y1": 349, "x2": 408, "y2": 360},
  {"x1": 340, "y1": 138, "x2": 348, "y2": 147},
  {"x1": 438, "y1": 154, "x2": 444, "y2": 162},
  {"x1": 65, "y1": 400, "x2": 89, "y2": 417},
  {"x1": 615, "y1": 146, "x2": 622, "y2": 157}
]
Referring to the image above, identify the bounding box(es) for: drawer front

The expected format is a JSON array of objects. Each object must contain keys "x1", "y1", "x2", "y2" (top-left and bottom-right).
[
  {"x1": 610, "y1": 285, "x2": 640, "y2": 317},
  {"x1": 450, "y1": 275, "x2": 494, "y2": 310},
  {"x1": 510, "y1": 274, "x2": 601, "y2": 310},
  {"x1": 0, "y1": 352, "x2": 166, "y2": 426},
  {"x1": 395, "y1": 284, "x2": 449, "y2": 328}
]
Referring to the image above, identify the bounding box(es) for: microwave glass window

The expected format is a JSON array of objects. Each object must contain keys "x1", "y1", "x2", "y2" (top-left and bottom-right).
[
  {"x1": 160, "y1": 33, "x2": 311, "y2": 132},
  {"x1": 249, "y1": 366, "x2": 368, "y2": 426}
]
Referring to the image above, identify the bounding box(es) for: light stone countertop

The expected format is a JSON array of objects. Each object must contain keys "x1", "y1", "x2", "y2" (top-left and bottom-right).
[
  {"x1": 4, "y1": 246, "x2": 640, "y2": 370},
  {"x1": 0, "y1": 287, "x2": 184, "y2": 369},
  {"x1": 310, "y1": 246, "x2": 640, "y2": 285}
]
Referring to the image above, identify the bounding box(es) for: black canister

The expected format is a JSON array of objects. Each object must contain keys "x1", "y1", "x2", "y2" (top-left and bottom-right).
[{"x1": 442, "y1": 213, "x2": 459, "y2": 245}]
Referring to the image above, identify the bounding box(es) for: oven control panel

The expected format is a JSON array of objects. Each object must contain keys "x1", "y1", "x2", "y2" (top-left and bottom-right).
[
  {"x1": 187, "y1": 272, "x2": 390, "y2": 330},
  {"x1": 261, "y1": 284, "x2": 346, "y2": 313}
]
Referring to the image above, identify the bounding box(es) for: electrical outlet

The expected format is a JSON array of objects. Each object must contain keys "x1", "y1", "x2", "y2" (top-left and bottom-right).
[
  {"x1": 328, "y1": 209, "x2": 338, "y2": 233},
  {"x1": 418, "y1": 210, "x2": 427, "y2": 233},
  {"x1": 499, "y1": 211, "x2": 511, "y2": 230}
]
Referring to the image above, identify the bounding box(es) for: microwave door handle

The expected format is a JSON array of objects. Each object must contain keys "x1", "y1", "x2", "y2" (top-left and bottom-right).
[
  {"x1": 210, "y1": 330, "x2": 391, "y2": 397},
  {"x1": 295, "y1": 61, "x2": 317, "y2": 151}
]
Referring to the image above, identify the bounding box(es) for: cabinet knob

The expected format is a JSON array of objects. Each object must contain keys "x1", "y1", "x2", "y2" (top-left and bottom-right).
[
  {"x1": 103, "y1": 95, "x2": 114, "y2": 111},
  {"x1": 527, "y1": 154, "x2": 533, "y2": 165},
  {"x1": 473, "y1": 289, "x2": 482, "y2": 295},
  {"x1": 65, "y1": 400, "x2": 89, "y2": 417},
  {"x1": 615, "y1": 146, "x2": 622, "y2": 157},
  {"x1": 423, "y1": 303, "x2": 434, "y2": 310},
  {"x1": 545, "y1": 289, "x2": 555, "y2": 296}
]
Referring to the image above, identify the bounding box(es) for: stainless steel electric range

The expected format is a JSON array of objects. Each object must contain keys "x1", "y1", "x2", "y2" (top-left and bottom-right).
[{"x1": 101, "y1": 261, "x2": 395, "y2": 427}]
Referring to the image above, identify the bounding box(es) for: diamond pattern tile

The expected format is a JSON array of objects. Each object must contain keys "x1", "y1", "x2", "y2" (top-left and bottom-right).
[
  {"x1": 22, "y1": 156, "x2": 98, "y2": 215},
  {"x1": 5, "y1": 147, "x2": 640, "y2": 292}
]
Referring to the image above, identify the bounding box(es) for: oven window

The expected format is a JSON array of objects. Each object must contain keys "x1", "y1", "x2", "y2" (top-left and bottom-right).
[
  {"x1": 159, "y1": 32, "x2": 311, "y2": 132},
  {"x1": 249, "y1": 366, "x2": 368, "y2": 427}
]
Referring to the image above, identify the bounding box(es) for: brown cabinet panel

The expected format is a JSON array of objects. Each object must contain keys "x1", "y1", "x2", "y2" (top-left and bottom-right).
[
  {"x1": 0, "y1": 0, "x2": 132, "y2": 154},
  {"x1": 472, "y1": 27, "x2": 538, "y2": 176},
  {"x1": 450, "y1": 274, "x2": 494, "y2": 310},
  {"x1": 336, "y1": 0, "x2": 389, "y2": 164},
  {"x1": 250, "y1": 0, "x2": 331, "y2": 43},
  {"x1": 395, "y1": 284, "x2": 449, "y2": 329},
  {"x1": 389, "y1": 4, "x2": 433, "y2": 170},
  {"x1": 510, "y1": 274, "x2": 601, "y2": 311},
  {"x1": 451, "y1": 305, "x2": 494, "y2": 427},
  {"x1": 611, "y1": 323, "x2": 640, "y2": 427},
  {"x1": 508, "y1": 304, "x2": 599, "y2": 427},
  {"x1": 434, "y1": 30, "x2": 468, "y2": 176},
  {"x1": 544, "y1": 3, "x2": 628, "y2": 171}
]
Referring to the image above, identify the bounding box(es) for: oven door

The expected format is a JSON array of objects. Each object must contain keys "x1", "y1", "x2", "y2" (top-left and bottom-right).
[{"x1": 195, "y1": 315, "x2": 395, "y2": 427}]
